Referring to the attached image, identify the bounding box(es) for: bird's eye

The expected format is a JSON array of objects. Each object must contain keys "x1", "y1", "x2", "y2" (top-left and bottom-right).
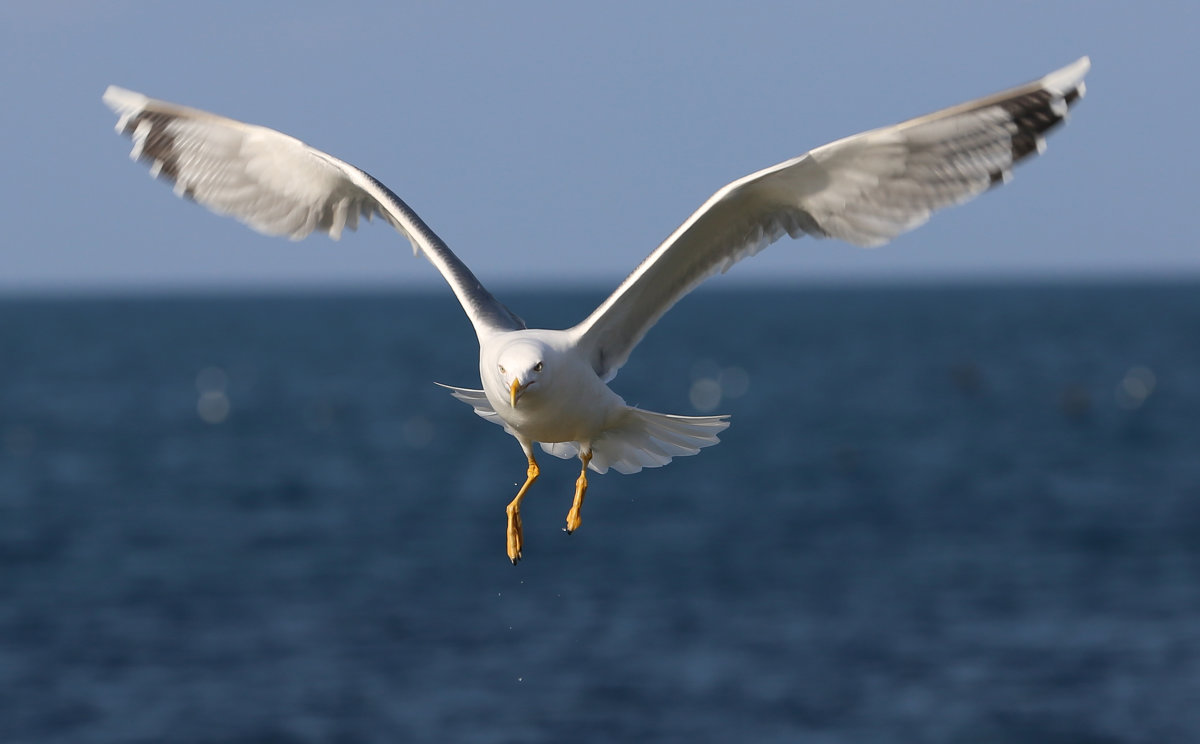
[
  {"x1": 534, "y1": 362, "x2": 543, "y2": 372},
  {"x1": 499, "y1": 365, "x2": 506, "y2": 375}
]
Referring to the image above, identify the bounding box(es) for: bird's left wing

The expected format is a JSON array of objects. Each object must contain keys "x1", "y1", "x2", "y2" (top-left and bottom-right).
[
  {"x1": 570, "y1": 57, "x2": 1089, "y2": 381},
  {"x1": 102, "y1": 86, "x2": 524, "y2": 338}
]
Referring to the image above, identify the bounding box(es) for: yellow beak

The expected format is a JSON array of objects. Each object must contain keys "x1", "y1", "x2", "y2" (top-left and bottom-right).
[{"x1": 510, "y1": 377, "x2": 522, "y2": 408}]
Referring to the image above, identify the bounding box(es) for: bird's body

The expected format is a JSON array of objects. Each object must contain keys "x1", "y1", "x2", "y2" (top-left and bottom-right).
[
  {"x1": 103, "y1": 57, "x2": 1089, "y2": 562},
  {"x1": 461, "y1": 328, "x2": 730, "y2": 470},
  {"x1": 482, "y1": 330, "x2": 621, "y2": 445}
]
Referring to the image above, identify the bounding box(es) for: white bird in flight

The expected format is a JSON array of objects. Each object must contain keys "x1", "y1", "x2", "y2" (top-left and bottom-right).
[{"x1": 103, "y1": 57, "x2": 1089, "y2": 563}]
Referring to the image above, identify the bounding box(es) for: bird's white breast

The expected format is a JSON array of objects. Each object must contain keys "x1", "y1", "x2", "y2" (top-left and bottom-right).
[{"x1": 480, "y1": 329, "x2": 626, "y2": 445}]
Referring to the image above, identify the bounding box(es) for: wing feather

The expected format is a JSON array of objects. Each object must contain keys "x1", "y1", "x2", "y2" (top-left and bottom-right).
[
  {"x1": 570, "y1": 57, "x2": 1089, "y2": 381},
  {"x1": 102, "y1": 86, "x2": 523, "y2": 337}
]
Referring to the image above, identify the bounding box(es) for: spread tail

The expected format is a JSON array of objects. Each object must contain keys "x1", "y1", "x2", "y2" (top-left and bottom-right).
[
  {"x1": 437, "y1": 384, "x2": 729, "y2": 475},
  {"x1": 541, "y1": 407, "x2": 729, "y2": 475}
]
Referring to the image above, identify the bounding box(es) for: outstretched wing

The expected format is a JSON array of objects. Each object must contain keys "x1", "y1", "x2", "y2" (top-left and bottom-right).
[
  {"x1": 570, "y1": 57, "x2": 1090, "y2": 381},
  {"x1": 102, "y1": 86, "x2": 523, "y2": 338}
]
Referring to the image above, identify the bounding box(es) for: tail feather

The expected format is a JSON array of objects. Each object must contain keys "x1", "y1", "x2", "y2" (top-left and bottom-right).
[
  {"x1": 438, "y1": 384, "x2": 729, "y2": 475},
  {"x1": 542, "y1": 407, "x2": 730, "y2": 475}
]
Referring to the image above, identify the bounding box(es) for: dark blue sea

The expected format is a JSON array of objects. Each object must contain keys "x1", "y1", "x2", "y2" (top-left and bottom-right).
[{"x1": 3, "y1": 283, "x2": 1199, "y2": 743}]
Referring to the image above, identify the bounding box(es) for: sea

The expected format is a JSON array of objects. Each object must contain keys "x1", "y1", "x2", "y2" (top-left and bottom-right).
[{"x1": 2, "y1": 282, "x2": 1198, "y2": 743}]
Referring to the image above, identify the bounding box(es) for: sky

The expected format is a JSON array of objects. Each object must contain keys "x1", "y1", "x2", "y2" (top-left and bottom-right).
[{"x1": 1, "y1": 1, "x2": 1195, "y2": 295}]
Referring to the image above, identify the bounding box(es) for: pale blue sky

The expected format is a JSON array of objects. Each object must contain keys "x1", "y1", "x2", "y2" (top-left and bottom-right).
[{"x1": 1, "y1": 1, "x2": 1194, "y2": 293}]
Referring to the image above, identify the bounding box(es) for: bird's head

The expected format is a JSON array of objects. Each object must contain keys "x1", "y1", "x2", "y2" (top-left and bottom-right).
[{"x1": 496, "y1": 341, "x2": 547, "y2": 408}]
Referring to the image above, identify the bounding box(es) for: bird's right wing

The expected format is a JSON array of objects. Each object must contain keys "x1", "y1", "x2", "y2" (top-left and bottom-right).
[
  {"x1": 102, "y1": 86, "x2": 524, "y2": 338},
  {"x1": 570, "y1": 57, "x2": 1089, "y2": 381}
]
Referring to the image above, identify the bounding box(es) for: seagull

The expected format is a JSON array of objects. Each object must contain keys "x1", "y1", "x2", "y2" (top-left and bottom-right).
[{"x1": 103, "y1": 57, "x2": 1089, "y2": 563}]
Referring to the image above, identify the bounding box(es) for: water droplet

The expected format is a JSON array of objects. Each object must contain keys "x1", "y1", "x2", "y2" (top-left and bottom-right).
[
  {"x1": 689, "y1": 378, "x2": 722, "y2": 412},
  {"x1": 1115, "y1": 365, "x2": 1156, "y2": 410},
  {"x1": 197, "y1": 391, "x2": 231, "y2": 424}
]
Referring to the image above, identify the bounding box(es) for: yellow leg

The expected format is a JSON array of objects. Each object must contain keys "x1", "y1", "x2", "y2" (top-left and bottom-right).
[
  {"x1": 506, "y1": 455, "x2": 539, "y2": 564},
  {"x1": 564, "y1": 450, "x2": 592, "y2": 534}
]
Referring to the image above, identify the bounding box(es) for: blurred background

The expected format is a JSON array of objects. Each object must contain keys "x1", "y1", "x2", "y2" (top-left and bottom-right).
[{"x1": 3, "y1": 2, "x2": 1199, "y2": 742}]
